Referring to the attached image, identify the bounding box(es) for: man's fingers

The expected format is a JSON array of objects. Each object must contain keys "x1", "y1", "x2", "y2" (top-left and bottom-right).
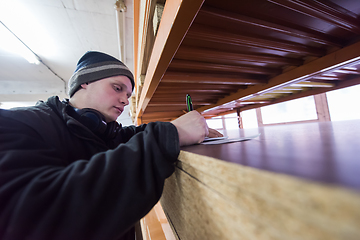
[{"x1": 207, "y1": 128, "x2": 223, "y2": 138}]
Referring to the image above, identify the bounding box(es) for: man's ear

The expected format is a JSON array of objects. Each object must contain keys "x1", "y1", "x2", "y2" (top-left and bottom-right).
[{"x1": 80, "y1": 82, "x2": 89, "y2": 89}]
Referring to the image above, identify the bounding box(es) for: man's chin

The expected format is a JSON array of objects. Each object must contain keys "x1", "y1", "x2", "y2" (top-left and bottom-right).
[
  {"x1": 104, "y1": 114, "x2": 118, "y2": 123},
  {"x1": 110, "y1": 114, "x2": 122, "y2": 123}
]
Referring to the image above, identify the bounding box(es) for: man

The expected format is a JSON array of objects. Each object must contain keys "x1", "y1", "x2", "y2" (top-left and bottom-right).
[{"x1": 0, "y1": 51, "x2": 222, "y2": 240}]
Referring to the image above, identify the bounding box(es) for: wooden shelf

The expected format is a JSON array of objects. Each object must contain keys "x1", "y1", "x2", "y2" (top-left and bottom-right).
[
  {"x1": 160, "y1": 120, "x2": 360, "y2": 239},
  {"x1": 134, "y1": 0, "x2": 360, "y2": 123}
]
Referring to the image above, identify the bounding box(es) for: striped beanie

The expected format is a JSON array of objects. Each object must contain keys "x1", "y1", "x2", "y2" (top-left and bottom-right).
[{"x1": 68, "y1": 51, "x2": 135, "y2": 97}]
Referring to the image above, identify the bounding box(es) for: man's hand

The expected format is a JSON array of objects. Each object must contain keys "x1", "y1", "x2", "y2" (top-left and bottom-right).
[
  {"x1": 171, "y1": 111, "x2": 209, "y2": 146},
  {"x1": 207, "y1": 128, "x2": 223, "y2": 138}
]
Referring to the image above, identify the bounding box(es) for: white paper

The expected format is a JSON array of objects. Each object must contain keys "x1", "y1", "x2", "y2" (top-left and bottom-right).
[
  {"x1": 203, "y1": 136, "x2": 229, "y2": 142},
  {"x1": 201, "y1": 133, "x2": 261, "y2": 145}
]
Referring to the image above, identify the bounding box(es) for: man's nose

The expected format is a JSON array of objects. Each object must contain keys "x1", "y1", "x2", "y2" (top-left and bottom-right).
[{"x1": 119, "y1": 94, "x2": 129, "y2": 106}]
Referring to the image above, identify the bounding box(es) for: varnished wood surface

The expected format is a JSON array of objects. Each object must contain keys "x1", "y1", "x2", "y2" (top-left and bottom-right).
[
  {"x1": 181, "y1": 120, "x2": 360, "y2": 191},
  {"x1": 135, "y1": 0, "x2": 360, "y2": 122}
]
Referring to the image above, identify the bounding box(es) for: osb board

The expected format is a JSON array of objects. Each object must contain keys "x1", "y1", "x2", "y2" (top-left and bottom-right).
[{"x1": 160, "y1": 151, "x2": 360, "y2": 240}]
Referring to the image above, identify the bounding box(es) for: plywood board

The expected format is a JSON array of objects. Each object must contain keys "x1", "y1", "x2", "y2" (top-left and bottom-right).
[{"x1": 161, "y1": 151, "x2": 360, "y2": 240}]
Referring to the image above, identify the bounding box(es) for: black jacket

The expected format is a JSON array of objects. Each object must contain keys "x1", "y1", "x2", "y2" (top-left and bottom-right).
[{"x1": 0, "y1": 96, "x2": 179, "y2": 240}]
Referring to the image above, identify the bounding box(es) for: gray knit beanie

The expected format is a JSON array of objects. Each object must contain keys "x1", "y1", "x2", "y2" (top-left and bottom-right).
[{"x1": 68, "y1": 51, "x2": 135, "y2": 97}]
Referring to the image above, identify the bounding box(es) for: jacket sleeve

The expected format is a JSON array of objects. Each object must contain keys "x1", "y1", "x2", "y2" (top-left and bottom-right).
[
  {"x1": 117, "y1": 124, "x2": 148, "y2": 143},
  {"x1": 0, "y1": 115, "x2": 179, "y2": 240}
]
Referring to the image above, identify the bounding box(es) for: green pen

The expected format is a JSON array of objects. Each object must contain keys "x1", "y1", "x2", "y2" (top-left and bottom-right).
[{"x1": 186, "y1": 94, "x2": 193, "y2": 112}]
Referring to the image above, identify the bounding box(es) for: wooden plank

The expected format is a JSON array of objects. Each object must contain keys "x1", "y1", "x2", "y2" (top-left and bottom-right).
[
  {"x1": 141, "y1": 115, "x2": 179, "y2": 123},
  {"x1": 154, "y1": 89, "x2": 229, "y2": 94},
  {"x1": 135, "y1": 0, "x2": 154, "y2": 125},
  {"x1": 133, "y1": 0, "x2": 140, "y2": 82},
  {"x1": 196, "y1": 40, "x2": 360, "y2": 113},
  {"x1": 148, "y1": 102, "x2": 211, "y2": 106},
  {"x1": 169, "y1": 59, "x2": 281, "y2": 75},
  {"x1": 292, "y1": 81, "x2": 335, "y2": 88},
  {"x1": 162, "y1": 72, "x2": 267, "y2": 85},
  {"x1": 145, "y1": 105, "x2": 186, "y2": 112},
  {"x1": 239, "y1": 75, "x2": 360, "y2": 112},
  {"x1": 135, "y1": 0, "x2": 205, "y2": 122},
  {"x1": 314, "y1": 93, "x2": 331, "y2": 122},
  {"x1": 199, "y1": 5, "x2": 343, "y2": 47},
  {"x1": 255, "y1": 108, "x2": 264, "y2": 127},
  {"x1": 161, "y1": 150, "x2": 360, "y2": 239},
  {"x1": 269, "y1": 0, "x2": 360, "y2": 34},
  {"x1": 187, "y1": 23, "x2": 325, "y2": 56},
  {"x1": 140, "y1": 111, "x2": 184, "y2": 119},
  {"x1": 158, "y1": 82, "x2": 243, "y2": 90},
  {"x1": 175, "y1": 46, "x2": 304, "y2": 66},
  {"x1": 152, "y1": 92, "x2": 225, "y2": 98}
]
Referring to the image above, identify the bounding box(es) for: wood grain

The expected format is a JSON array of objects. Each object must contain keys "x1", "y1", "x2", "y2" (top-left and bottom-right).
[
  {"x1": 161, "y1": 151, "x2": 360, "y2": 239},
  {"x1": 161, "y1": 120, "x2": 360, "y2": 239}
]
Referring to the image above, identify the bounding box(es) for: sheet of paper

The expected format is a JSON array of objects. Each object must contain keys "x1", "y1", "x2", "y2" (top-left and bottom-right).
[
  {"x1": 203, "y1": 136, "x2": 229, "y2": 142},
  {"x1": 201, "y1": 133, "x2": 261, "y2": 145}
]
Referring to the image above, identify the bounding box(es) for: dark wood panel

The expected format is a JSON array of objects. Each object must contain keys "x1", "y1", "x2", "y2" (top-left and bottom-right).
[
  {"x1": 198, "y1": 5, "x2": 343, "y2": 47},
  {"x1": 157, "y1": 82, "x2": 243, "y2": 91},
  {"x1": 269, "y1": 0, "x2": 360, "y2": 34},
  {"x1": 175, "y1": 46, "x2": 304, "y2": 66},
  {"x1": 187, "y1": 23, "x2": 326, "y2": 56},
  {"x1": 137, "y1": 0, "x2": 360, "y2": 123},
  {"x1": 162, "y1": 72, "x2": 268, "y2": 84},
  {"x1": 169, "y1": 59, "x2": 281, "y2": 75}
]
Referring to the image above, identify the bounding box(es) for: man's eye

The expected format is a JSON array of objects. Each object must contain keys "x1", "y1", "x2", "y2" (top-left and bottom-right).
[{"x1": 114, "y1": 85, "x2": 122, "y2": 92}]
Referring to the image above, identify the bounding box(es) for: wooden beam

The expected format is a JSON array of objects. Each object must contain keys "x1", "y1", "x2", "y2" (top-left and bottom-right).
[
  {"x1": 142, "y1": 111, "x2": 184, "y2": 118},
  {"x1": 187, "y1": 23, "x2": 325, "y2": 56},
  {"x1": 200, "y1": 5, "x2": 343, "y2": 47},
  {"x1": 169, "y1": 59, "x2": 281, "y2": 75},
  {"x1": 240, "y1": 100, "x2": 271, "y2": 104},
  {"x1": 133, "y1": 0, "x2": 140, "y2": 82},
  {"x1": 175, "y1": 46, "x2": 304, "y2": 66},
  {"x1": 291, "y1": 81, "x2": 335, "y2": 88},
  {"x1": 148, "y1": 102, "x2": 211, "y2": 106},
  {"x1": 134, "y1": 0, "x2": 155, "y2": 125},
  {"x1": 314, "y1": 93, "x2": 331, "y2": 122},
  {"x1": 255, "y1": 108, "x2": 264, "y2": 127},
  {"x1": 272, "y1": 90, "x2": 295, "y2": 94},
  {"x1": 162, "y1": 72, "x2": 267, "y2": 85},
  {"x1": 239, "y1": 75, "x2": 360, "y2": 112},
  {"x1": 141, "y1": 112, "x2": 183, "y2": 122},
  {"x1": 269, "y1": 0, "x2": 360, "y2": 34},
  {"x1": 312, "y1": 76, "x2": 340, "y2": 81},
  {"x1": 137, "y1": 0, "x2": 157, "y2": 78},
  {"x1": 150, "y1": 95, "x2": 224, "y2": 103},
  {"x1": 145, "y1": 105, "x2": 189, "y2": 112},
  {"x1": 158, "y1": 83, "x2": 243, "y2": 90},
  {"x1": 154, "y1": 89, "x2": 229, "y2": 94},
  {"x1": 333, "y1": 68, "x2": 360, "y2": 74},
  {"x1": 282, "y1": 86, "x2": 304, "y2": 91},
  {"x1": 196, "y1": 40, "x2": 360, "y2": 113},
  {"x1": 153, "y1": 92, "x2": 225, "y2": 97},
  {"x1": 135, "y1": 0, "x2": 205, "y2": 122}
]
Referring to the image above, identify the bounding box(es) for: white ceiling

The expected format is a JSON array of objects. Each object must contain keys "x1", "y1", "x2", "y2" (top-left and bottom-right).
[{"x1": 0, "y1": 0, "x2": 134, "y2": 106}]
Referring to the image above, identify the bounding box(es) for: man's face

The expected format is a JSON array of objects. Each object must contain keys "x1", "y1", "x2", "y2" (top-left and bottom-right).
[{"x1": 81, "y1": 75, "x2": 133, "y2": 122}]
